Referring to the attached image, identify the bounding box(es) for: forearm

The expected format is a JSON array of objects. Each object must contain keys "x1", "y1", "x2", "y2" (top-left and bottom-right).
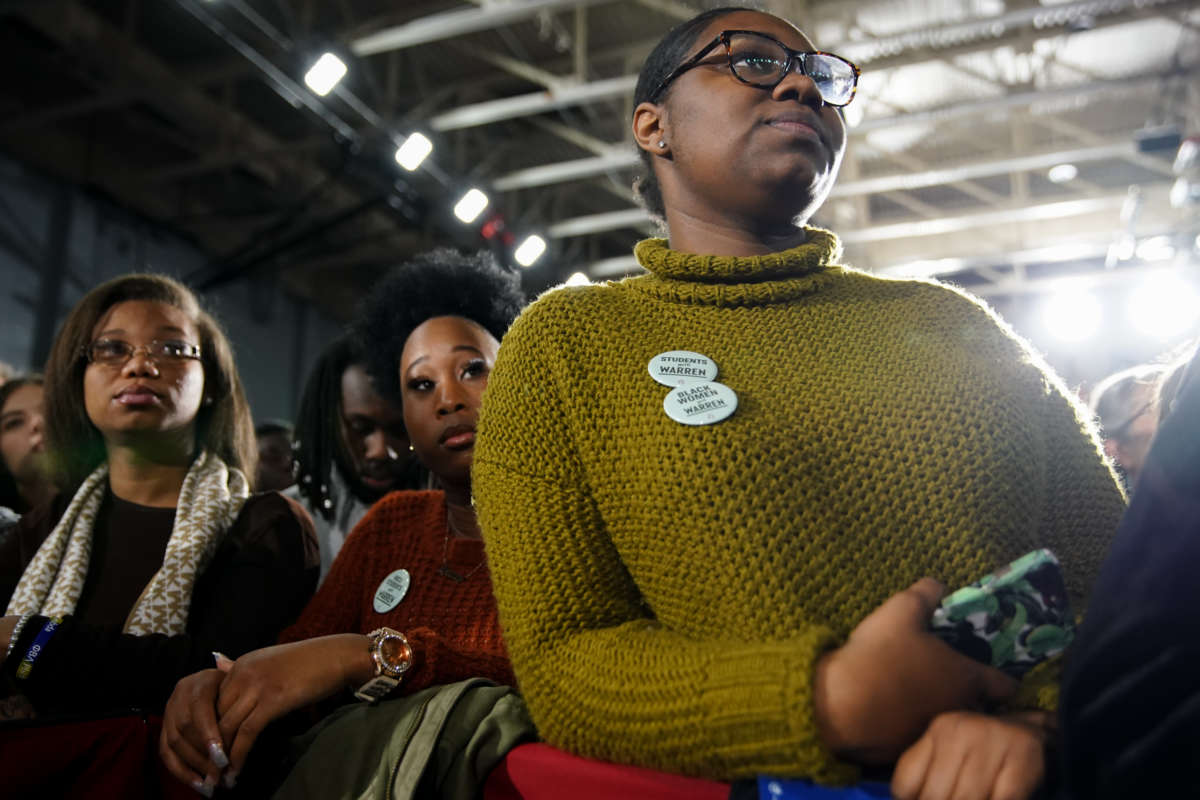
[
  {"x1": 477, "y1": 465, "x2": 854, "y2": 781},
  {"x1": 403, "y1": 626, "x2": 514, "y2": 692}
]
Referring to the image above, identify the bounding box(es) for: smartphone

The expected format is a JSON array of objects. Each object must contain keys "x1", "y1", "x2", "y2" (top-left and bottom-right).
[{"x1": 929, "y1": 549, "x2": 1073, "y2": 679}]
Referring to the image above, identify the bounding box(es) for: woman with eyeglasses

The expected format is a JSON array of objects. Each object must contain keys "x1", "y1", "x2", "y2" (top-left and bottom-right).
[
  {"x1": 0, "y1": 274, "x2": 318, "y2": 724},
  {"x1": 473, "y1": 7, "x2": 1125, "y2": 798}
]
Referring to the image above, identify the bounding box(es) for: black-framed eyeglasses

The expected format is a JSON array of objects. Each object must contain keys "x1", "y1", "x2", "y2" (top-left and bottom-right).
[
  {"x1": 84, "y1": 338, "x2": 202, "y2": 366},
  {"x1": 650, "y1": 30, "x2": 861, "y2": 107}
]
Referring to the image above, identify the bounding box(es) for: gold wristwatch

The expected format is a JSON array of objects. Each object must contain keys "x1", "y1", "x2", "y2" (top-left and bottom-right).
[{"x1": 354, "y1": 627, "x2": 413, "y2": 702}]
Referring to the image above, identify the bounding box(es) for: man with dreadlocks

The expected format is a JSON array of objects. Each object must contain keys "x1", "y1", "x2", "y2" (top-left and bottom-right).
[{"x1": 284, "y1": 335, "x2": 422, "y2": 584}]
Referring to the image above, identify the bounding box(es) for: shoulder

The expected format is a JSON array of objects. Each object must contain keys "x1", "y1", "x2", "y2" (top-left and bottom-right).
[
  {"x1": 504, "y1": 282, "x2": 629, "y2": 345},
  {"x1": 335, "y1": 490, "x2": 443, "y2": 561},
  {"x1": 228, "y1": 491, "x2": 319, "y2": 555},
  {"x1": 12, "y1": 493, "x2": 69, "y2": 551},
  {"x1": 347, "y1": 490, "x2": 443, "y2": 538}
]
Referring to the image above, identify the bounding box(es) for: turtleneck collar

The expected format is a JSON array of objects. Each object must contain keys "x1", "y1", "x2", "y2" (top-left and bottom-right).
[{"x1": 628, "y1": 227, "x2": 845, "y2": 307}]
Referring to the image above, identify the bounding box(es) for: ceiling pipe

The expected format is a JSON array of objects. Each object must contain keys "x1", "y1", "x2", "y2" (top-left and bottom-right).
[{"x1": 351, "y1": 0, "x2": 612, "y2": 56}]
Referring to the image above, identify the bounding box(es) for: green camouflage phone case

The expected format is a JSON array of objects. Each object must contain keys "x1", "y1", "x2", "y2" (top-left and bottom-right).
[{"x1": 930, "y1": 549, "x2": 1073, "y2": 679}]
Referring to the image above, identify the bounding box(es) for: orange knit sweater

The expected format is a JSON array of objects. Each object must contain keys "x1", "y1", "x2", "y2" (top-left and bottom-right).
[{"x1": 278, "y1": 490, "x2": 513, "y2": 693}]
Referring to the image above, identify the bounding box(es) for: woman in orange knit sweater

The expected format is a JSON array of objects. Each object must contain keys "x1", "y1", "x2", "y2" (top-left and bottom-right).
[{"x1": 159, "y1": 249, "x2": 525, "y2": 796}]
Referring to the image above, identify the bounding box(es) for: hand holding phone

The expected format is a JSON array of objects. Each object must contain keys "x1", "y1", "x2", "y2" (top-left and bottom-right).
[{"x1": 930, "y1": 549, "x2": 1073, "y2": 679}]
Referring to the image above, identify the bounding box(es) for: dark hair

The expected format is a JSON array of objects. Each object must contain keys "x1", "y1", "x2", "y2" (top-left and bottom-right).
[
  {"x1": 291, "y1": 335, "x2": 362, "y2": 521},
  {"x1": 632, "y1": 6, "x2": 761, "y2": 224},
  {"x1": 354, "y1": 249, "x2": 526, "y2": 403},
  {"x1": 0, "y1": 374, "x2": 45, "y2": 513},
  {"x1": 255, "y1": 420, "x2": 294, "y2": 439},
  {"x1": 1090, "y1": 364, "x2": 1166, "y2": 443},
  {"x1": 42, "y1": 273, "x2": 257, "y2": 494}
]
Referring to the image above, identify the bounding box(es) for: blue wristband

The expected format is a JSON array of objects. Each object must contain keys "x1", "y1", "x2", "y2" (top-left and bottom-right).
[
  {"x1": 757, "y1": 777, "x2": 892, "y2": 799},
  {"x1": 15, "y1": 616, "x2": 63, "y2": 681}
]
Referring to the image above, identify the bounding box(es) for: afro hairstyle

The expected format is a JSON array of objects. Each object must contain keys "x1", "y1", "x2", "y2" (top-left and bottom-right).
[{"x1": 354, "y1": 248, "x2": 526, "y2": 402}]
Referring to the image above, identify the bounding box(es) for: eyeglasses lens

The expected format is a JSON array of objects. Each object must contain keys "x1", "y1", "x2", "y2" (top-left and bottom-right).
[
  {"x1": 727, "y1": 34, "x2": 856, "y2": 106},
  {"x1": 87, "y1": 339, "x2": 199, "y2": 365}
]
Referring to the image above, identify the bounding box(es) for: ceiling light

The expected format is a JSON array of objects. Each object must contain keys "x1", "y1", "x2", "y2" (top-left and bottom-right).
[
  {"x1": 304, "y1": 52, "x2": 347, "y2": 96},
  {"x1": 1046, "y1": 164, "x2": 1077, "y2": 184},
  {"x1": 453, "y1": 189, "x2": 489, "y2": 223},
  {"x1": 564, "y1": 272, "x2": 590, "y2": 286},
  {"x1": 1042, "y1": 288, "x2": 1102, "y2": 343},
  {"x1": 514, "y1": 235, "x2": 547, "y2": 267},
  {"x1": 1134, "y1": 235, "x2": 1175, "y2": 262},
  {"x1": 394, "y1": 133, "x2": 432, "y2": 171},
  {"x1": 1127, "y1": 277, "x2": 1199, "y2": 340}
]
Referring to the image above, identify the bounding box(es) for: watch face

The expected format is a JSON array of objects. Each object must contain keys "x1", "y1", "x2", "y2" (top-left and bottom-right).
[{"x1": 379, "y1": 635, "x2": 412, "y2": 672}]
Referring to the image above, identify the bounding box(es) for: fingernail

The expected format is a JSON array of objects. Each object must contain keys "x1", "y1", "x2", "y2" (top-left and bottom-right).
[
  {"x1": 208, "y1": 741, "x2": 229, "y2": 769},
  {"x1": 223, "y1": 771, "x2": 239, "y2": 789},
  {"x1": 191, "y1": 779, "x2": 214, "y2": 798},
  {"x1": 212, "y1": 651, "x2": 234, "y2": 670}
]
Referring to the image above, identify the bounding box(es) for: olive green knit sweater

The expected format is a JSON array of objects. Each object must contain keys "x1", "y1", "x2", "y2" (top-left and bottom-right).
[{"x1": 473, "y1": 229, "x2": 1124, "y2": 783}]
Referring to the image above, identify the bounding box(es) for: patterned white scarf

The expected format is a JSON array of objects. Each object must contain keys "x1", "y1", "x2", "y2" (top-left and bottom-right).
[{"x1": 5, "y1": 449, "x2": 249, "y2": 635}]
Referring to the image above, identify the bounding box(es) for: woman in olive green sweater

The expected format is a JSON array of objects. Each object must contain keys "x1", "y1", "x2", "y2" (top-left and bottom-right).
[{"x1": 473, "y1": 7, "x2": 1125, "y2": 798}]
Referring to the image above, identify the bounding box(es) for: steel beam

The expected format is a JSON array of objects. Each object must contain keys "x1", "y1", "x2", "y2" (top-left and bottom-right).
[
  {"x1": 495, "y1": 151, "x2": 638, "y2": 191},
  {"x1": 829, "y1": 141, "x2": 1142, "y2": 198},
  {"x1": 415, "y1": 2, "x2": 1190, "y2": 131},
  {"x1": 351, "y1": 0, "x2": 611, "y2": 57},
  {"x1": 547, "y1": 207, "x2": 651, "y2": 238},
  {"x1": 587, "y1": 254, "x2": 642, "y2": 277},
  {"x1": 838, "y1": 195, "x2": 1128, "y2": 246},
  {"x1": 430, "y1": 75, "x2": 637, "y2": 131}
]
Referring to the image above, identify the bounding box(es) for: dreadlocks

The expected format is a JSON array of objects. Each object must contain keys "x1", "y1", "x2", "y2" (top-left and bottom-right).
[{"x1": 291, "y1": 336, "x2": 362, "y2": 522}]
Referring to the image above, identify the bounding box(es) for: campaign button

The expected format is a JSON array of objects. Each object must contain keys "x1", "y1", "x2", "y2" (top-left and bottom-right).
[
  {"x1": 648, "y1": 350, "x2": 718, "y2": 386},
  {"x1": 373, "y1": 569, "x2": 411, "y2": 613},
  {"x1": 663, "y1": 381, "x2": 738, "y2": 426}
]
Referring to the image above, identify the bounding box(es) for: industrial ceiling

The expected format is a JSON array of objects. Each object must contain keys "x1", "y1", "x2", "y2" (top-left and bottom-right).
[{"x1": 0, "y1": 0, "x2": 1197, "y2": 333}]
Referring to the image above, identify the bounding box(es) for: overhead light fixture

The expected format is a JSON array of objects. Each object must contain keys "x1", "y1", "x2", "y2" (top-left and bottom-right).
[
  {"x1": 453, "y1": 189, "x2": 489, "y2": 223},
  {"x1": 304, "y1": 52, "x2": 347, "y2": 96},
  {"x1": 1127, "y1": 276, "x2": 1199, "y2": 340},
  {"x1": 564, "y1": 272, "x2": 590, "y2": 286},
  {"x1": 513, "y1": 235, "x2": 547, "y2": 267},
  {"x1": 1042, "y1": 288, "x2": 1102, "y2": 344},
  {"x1": 1047, "y1": 164, "x2": 1078, "y2": 184},
  {"x1": 394, "y1": 133, "x2": 433, "y2": 171},
  {"x1": 1134, "y1": 235, "x2": 1175, "y2": 262}
]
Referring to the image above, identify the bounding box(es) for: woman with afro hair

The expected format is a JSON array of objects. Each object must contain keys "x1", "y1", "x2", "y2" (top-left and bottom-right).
[{"x1": 159, "y1": 249, "x2": 527, "y2": 795}]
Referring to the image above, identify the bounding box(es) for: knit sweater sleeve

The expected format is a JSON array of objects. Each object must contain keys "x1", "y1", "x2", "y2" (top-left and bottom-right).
[
  {"x1": 403, "y1": 624, "x2": 515, "y2": 692},
  {"x1": 473, "y1": 297, "x2": 855, "y2": 783},
  {"x1": 925, "y1": 284, "x2": 1126, "y2": 710},
  {"x1": 1022, "y1": 333, "x2": 1126, "y2": 711}
]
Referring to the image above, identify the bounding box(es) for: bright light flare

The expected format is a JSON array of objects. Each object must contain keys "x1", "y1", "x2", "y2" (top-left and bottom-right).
[
  {"x1": 1042, "y1": 289, "x2": 1102, "y2": 343},
  {"x1": 1127, "y1": 277, "x2": 1199, "y2": 340},
  {"x1": 513, "y1": 235, "x2": 547, "y2": 267},
  {"x1": 394, "y1": 133, "x2": 432, "y2": 171},
  {"x1": 453, "y1": 189, "x2": 489, "y2": 223},
  {"x1": 1134, "y1": 236, "x2": 1175, "y2": 262},
  {"x1": 1047, "y1": 164, "x2": 1078, "y2": 184},
  {"x1": 304, "y1": 52, "x2": 348, "y2": 96},
  {"x1": 564, "y1": 272, "x2": 590, "y2": 286}
]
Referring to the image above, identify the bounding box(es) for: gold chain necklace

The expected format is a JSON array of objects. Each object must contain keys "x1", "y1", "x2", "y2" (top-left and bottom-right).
[{"x1": 438, "y1": 509, "x2": 486, "y2": 583}]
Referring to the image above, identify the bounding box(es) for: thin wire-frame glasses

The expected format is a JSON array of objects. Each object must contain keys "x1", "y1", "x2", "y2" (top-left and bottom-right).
[
  {"x1": 84, "y1": 339, "x2": 202, "y2": 366},
  {"x1": 651, "y1": 30, "x2": 861, "y2": 107}
]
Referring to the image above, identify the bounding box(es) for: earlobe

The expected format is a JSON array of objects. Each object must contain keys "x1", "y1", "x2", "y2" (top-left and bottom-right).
[{"x1": 632, "y1": 101, "x2": 670, "y2": 157}]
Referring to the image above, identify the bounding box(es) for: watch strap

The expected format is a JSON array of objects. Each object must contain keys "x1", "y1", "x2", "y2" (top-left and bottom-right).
[{"x1": 354, "y1": 675, "x2": 399, "y2": 703}]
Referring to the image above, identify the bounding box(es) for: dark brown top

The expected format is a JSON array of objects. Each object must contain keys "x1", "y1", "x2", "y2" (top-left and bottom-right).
[
  {"x1": 0, "y1": 489, "x2": 319, "y2": 715},
  {"x1": 76, "y1": 495, "x2": 174, "y2": 628}
]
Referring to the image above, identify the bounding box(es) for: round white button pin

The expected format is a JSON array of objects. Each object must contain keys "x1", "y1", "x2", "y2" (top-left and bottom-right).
[
  {"x1": 373, "y1": 569, "x2": 411, "y2": 613},
  {"x1": 648, "y1": 350, "x2": 719, "y2": 386},
  {"x1": 663, "y1": 381, "x2": 738, "y2": 426}
]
